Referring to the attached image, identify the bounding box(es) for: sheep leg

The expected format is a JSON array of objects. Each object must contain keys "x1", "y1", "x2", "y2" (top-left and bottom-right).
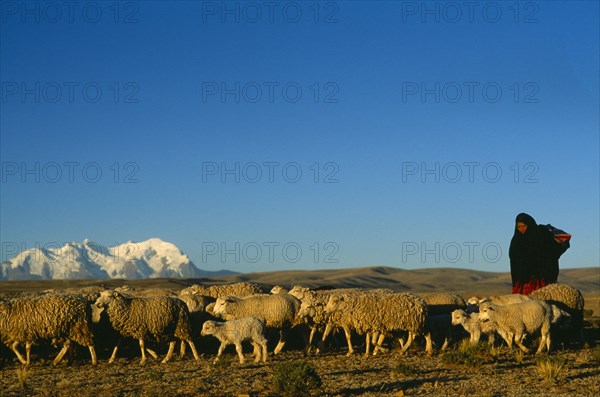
[
  {"x1": 180, "y1": 340, "x2": 186, "y2": 358},
  {"x1": 472, "y1": 329, "x2": 481, "y2": 344},
  {"x1": 513, "y1": 333, "x2": 530, "y2": 353},
  {"x1": 424, "y1": 332, "x2": 433, "y2": 356},
  {"x1": 398, "y1": 336, "x2": 406, "y2": 349},
  {"x1": 505, "y1": 332, "x2": 515, "y2": 350},
  {"x1": 536, "y1": 327, "x2": 551, "y2": 354},
  {"x1": 88, "y1": 345, "x2": 98, "y2": 365},
  {"x1": 139, "y1": 339, "x2": 147, "y2": 365},
  {"x1": 440, "y1": 338, "x2": 449, "y2": 351},
  {"x1": 316, "y1": 323, "x2": 332, "y2": 354},
  {"x1": 251, "y1": 341, "x2": 261, "y2": 362},
  {"x1": 25, "y1": 342, "x2": 32, "y2": 365},
  {"x1": 234, "y1": 342, "x2": 245, "y2": 364},
  {"x1": 214, "y1": 342, "x2": 227, "y2": 364},
  {"x1": 187, "y1": 340, "x2": 200, "y2": 361},
  {"x1": 441, "y1": 331, "x2": 450, "y2": 351},
  {"x1": 306, "y1": 326, "x2": 317, "y2": 354},
  {"x1": 108, "y1": 338, "x2": 121, "y2": 363},
  {"x1": 373, "y1": 333, "x2": 387, "y2": 355},
  {"x1": 370, "y1": 332, "x2": 378, "y2": 355},
  {"x1": 365, "y1": 333, "x2": 371, "y2": 356},
  {"x1": 53, "y1": 340, "x2": 71, "y2": 366},
  {"x1": 253, "y1": 339, "x2": 268, "y2": 362},
  {"x1": 109, "y1": 346, "x2": 119, "y2": 363},
  {"x1": 261, "y1": 339, "x2": 268, "y2": 362},
  {"x1": 161, "y1": 341, "x2": 176, "y2": 363},
  {"x1": 344, "y1": 327, "x2": 354, "y2": 357},
  {"x1": 399, "y1": 332, "x2": 416, "y2": 355},
  {"x1": 11, "y1": 341, "x2": 27, "y2": 365},
  {"x1": 274, "y1": 329, "x2": 287, "y2": 355},
  {"x1": 146, "y1": 348, "x2": 158, "y2": 360}
]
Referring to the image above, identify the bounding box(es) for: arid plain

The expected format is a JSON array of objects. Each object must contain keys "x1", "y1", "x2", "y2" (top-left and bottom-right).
[{"x1": 1, "y1": 266, "x2": 598, "y2": 396}]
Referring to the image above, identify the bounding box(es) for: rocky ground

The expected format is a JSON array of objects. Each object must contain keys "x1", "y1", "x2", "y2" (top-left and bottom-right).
[
  {"x1": 1, "y1": 321, "x2": 599, "y2": 397},
  {"x1": 1, "y1": 272, "x2": 598, "y2": 396}
]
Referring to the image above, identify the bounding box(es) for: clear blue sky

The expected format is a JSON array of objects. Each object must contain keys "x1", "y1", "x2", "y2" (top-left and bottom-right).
[{"x1": 1, "y1": 1, "x2": 598, "y2": 274}]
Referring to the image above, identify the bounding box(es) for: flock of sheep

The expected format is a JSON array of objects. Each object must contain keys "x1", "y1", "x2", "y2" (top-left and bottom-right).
[{"x1": 0, "y1": 281, "x2": 585, "y2": 366}]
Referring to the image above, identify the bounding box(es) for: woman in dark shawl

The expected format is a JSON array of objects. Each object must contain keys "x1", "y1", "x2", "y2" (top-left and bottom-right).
[{"x1": 509, "y1": 213, "x2": 566, "y2": 295}]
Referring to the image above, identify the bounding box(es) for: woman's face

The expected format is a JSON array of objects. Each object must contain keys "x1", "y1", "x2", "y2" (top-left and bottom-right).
[{"x1": 517, "y1": 221, "x2": 528, "y2": 234}]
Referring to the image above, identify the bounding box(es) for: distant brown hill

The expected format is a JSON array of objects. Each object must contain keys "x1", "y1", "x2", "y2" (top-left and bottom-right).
[{"x1": 1, "y1": 266, "x2": 597, "y2": 296}]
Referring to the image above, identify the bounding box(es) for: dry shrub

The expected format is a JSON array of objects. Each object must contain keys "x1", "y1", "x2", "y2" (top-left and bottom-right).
[{"x1": 272, "y1": 360, "x2": 321, "y2": 397}]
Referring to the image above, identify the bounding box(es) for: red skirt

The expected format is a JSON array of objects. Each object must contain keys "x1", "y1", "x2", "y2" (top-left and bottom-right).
[{"x1": 512, "y1": 278, "x2": 547, "y2": 295}]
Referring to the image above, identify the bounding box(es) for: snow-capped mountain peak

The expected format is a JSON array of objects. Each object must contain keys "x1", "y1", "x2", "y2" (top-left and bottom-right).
[{"x1": 0, "y1": 238, "x2": 203, "y2": 281}]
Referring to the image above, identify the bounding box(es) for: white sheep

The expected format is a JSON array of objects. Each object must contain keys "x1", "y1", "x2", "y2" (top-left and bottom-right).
[
  {"x1": 324, "y1": 292, "x2": 428, "y2": 356},
  {"x1": 0, "y1": 294, "x2": 97, "y2": 365},
  {"x1": 92, "y1": 290, "x2": 199, "y2": 364},
  {"x1": 293, "y1": 287, "x2": 392, "y2": 355},
  {"x1": 212, "y1": 293, "x2": 301, "y2": 354},
  {"x1": 478, "y1": 300, "x2": 552, "y2": 354},
  {"x1": 201, "y1": 318, "x2": 268, "y2": 364}
]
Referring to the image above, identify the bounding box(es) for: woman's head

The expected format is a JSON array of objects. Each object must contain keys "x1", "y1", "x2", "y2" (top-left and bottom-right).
[{"x1": 515, "y1": 213, "x2": 537, "y2": 235}]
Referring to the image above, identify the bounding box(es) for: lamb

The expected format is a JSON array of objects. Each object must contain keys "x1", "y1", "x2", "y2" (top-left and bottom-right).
[
  {"x1": 324, "y1": 292, "x2": 428, "y2": 356},
  {"x1": 478, "y1": 300, "x2": 552, "y2": 353},
  {"x1": 451, "y1": 309, "x2": 504, "y2": 345},
  {"x1": 201, "y1": 318, "x2": 268, "y2": 364},
  {"x1": 529, "y1": 283, "x2": 585, "y2": 342},
  {"x1": 212, "y1": 293, "x2": 301, "y2": 354},
  {"x1": 0, "y1": 294, "x2": 97, "y2": 365},
  {"x1": 179, "y1": 282, "x2": 264, "y2": 299},
  {"x1": 91, "y1": 290, "x2": 199, "y2": 364}
]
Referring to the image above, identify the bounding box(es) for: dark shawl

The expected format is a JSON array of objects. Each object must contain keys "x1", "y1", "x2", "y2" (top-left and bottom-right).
[{"x1": 509, "y1": 213, "x2": 561, "y2": 284}]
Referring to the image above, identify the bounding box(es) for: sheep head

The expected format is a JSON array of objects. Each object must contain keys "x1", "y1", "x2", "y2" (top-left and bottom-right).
[
  {"x1": 212, "y1": 296, "x2": 238, "y2": 317},
  {"x1": 200, "y1": 320, "x2": 219, "y2": 336},
  {"x1": 478, "y1": 303, "x2": 494, "y2": 323},
  {"x1": 324, "y1": 294, "x2": 345, "y2": 313},
  {"x1": 91, "y1": 290, "x2": 121, "y2": 323},
  {"x1": 289, "y1": 285, "x2": 309, "y2": 300},
  {"x1": 297, "y1": 301, "x2": 315, "y2": 319},
  {"x1": 451, "y1": 309, "x2": 467, "y2": 325}
]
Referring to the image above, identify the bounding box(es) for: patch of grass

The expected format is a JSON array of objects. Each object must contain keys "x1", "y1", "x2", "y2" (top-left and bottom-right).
[
  {"x1": 392, "y1": 361, "x2": 416, "y2": 376},
  {"x1": 536, "y1": 355, "x2": 568, "y2": 384},
  {"x1": 441, "y1": 340, "x2": 496, "y2": 367},
  {"x1": 514, "y1": 350, "x2": 525, "y2": 364},
  {"x1": 272, "y1": 360, "x2": 322, "y2": 397}
]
